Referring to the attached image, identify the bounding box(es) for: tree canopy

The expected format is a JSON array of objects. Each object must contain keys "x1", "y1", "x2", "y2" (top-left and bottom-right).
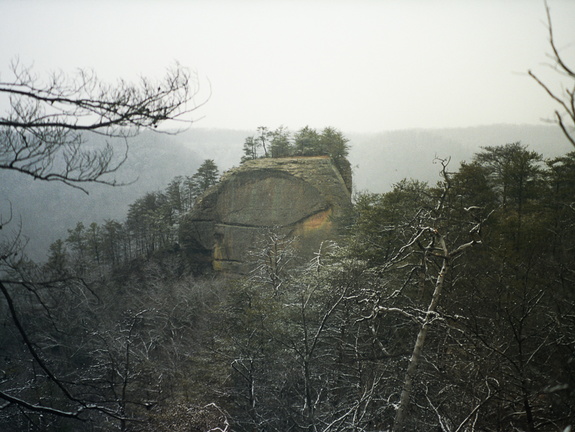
[{"x1": 241, "y1": 125, "x2": 350, "y2": 163}]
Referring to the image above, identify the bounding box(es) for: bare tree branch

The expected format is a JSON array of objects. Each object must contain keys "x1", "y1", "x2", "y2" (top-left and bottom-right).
[
  {"x1": 0, "y1": 61, "x2": 208, "y2": 192},
  {"x1": 529, "y1": 1, "x2": 575, "y2": 147},
  {"x1": 0, "y1": 61, "x2": 208, "y2": 425},
  {"x1": 0, "y1": 391, "x2": 85, "y2": 420}
]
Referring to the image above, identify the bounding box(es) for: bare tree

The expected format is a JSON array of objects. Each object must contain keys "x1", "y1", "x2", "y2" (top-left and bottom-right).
[
  {"x1": 0, "y1": 60, "x2": 206, "y2": 427},
  {"x1": 529, "y1": 1, "x2": 575, "y2": 147},
  {"x1": 248, "y1": 227, "x2": 296, "y2": 291},
  {"x1": 0, "y1": 60, "x2": 206, "y2": 190},
  {"x1": 389, "y1": 160, "x2": 487, "y2": 432}
]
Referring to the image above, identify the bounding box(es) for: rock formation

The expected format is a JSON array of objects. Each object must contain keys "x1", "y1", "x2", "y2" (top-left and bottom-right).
[{"x1": 179, "y1": 156, "x2": 352, "y2": 273}]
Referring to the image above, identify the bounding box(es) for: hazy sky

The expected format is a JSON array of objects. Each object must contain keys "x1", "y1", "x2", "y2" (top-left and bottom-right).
[{"x1": 1, "y1": 0, "x2": 574, "y2": 133}]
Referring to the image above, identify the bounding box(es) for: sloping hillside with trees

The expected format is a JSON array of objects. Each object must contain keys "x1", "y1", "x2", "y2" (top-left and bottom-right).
[
  {"x1": 2, "y1": 4, "x2": 575, "y2": 428},
  {"x1": 3, "y1": 138, "x2": 575, "y2": 431}
]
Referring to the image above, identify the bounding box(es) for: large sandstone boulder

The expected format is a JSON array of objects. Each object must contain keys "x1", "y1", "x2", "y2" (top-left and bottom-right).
[{"x1": 179, "y1": 156, "x2": 352, "y2": 273}]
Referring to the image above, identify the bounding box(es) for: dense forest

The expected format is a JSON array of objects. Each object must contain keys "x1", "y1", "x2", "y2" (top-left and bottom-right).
[
  {"x1": 2, "y1": 136, "x2": 575, "y2": 431},
  {"x1": 2, "y1": 11, "x2": 575, "y2": 428},
  {"x1": 2, "y1": 124, "x2": 571, "y2": 264}
]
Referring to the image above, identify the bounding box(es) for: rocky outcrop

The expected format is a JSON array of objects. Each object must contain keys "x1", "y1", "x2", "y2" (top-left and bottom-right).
[{"x1": 179, "y1": 156, "x2": 352, "y2": 273}]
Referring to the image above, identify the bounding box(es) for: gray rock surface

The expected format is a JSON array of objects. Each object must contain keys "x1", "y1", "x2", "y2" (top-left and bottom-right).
[{"x1": 179, "y1": 156, "x2": 352, "y2": 273}]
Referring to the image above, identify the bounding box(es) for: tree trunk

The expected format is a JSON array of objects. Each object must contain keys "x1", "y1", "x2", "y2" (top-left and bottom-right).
[{"x1": 392, "y1": 237, "x2": 449, "y2": 432}]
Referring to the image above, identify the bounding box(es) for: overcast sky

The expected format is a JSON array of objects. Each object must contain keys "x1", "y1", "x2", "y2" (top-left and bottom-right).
[{"x1": 1, "y1": 0, "x2": 574, "y2": 133}]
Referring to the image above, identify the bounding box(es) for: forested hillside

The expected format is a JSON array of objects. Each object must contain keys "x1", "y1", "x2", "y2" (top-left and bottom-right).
[
  {"x1": 2, "y1": 124, "x2": 570, "y2": 262},
  {"x1": 3, "y1": 0, "x2": 575, "y2": 428},
  {"x1": 2, "y1": 138, "x2": 574, "y2": 430}
]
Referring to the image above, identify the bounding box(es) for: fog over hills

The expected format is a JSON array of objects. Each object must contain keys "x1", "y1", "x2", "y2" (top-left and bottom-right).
[
  {"x1": 348, "y1": 124, "x2": 572, "y2": 193},
  {"x1": 1, "y1": 124, "x2": 572, "y2": 262}
]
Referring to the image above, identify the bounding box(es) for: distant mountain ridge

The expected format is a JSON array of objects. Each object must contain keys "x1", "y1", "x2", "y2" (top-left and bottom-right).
[
  {"x1": 348, "y1": 124, "x2": 572, "y2": 193},
  {"x1": 1, "y1": 124, "x2": 571, "y2": 262}
]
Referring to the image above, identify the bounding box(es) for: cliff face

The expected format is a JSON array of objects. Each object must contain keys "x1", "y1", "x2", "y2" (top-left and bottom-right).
[{"x1": 179, "y1": 156, "x2": 352, "y2": 273}]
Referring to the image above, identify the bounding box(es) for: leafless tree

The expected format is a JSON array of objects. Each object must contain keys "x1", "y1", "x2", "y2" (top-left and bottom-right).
[
  {"x1": 248, "y1": 227, "x2": 296, "y2": 291},
  {"x1": 349, "y1": 160, "x2": 489, "y2": 432},
  {"x1": 529, "y1": 1, "x2": 575, "y2": 147},
  {"x1": 0, "y1": 60, "x2": 206, "y2": 428},
  {"x1": 0, "y1": 60, "x2": 206, "y2": 190}
]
